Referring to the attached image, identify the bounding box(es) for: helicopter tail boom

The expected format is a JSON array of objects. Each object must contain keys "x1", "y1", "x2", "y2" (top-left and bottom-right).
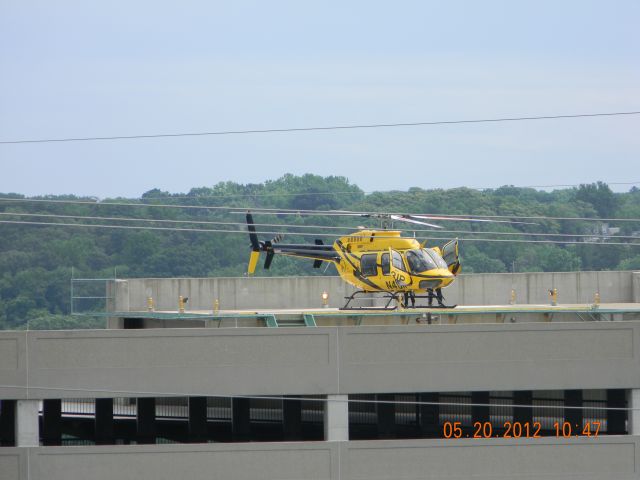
[{"x1": 245, "y1": 211, "x2": 340, "y2": 273}]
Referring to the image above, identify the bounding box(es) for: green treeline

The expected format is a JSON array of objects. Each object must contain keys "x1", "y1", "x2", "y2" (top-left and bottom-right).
[{"x1": 1, "y1": 174, "x2": 640, "y2": 329}]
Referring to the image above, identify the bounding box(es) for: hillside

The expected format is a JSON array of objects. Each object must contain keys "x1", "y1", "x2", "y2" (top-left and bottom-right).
[{"x1": 1, "y1": 175, "x2": 639, "y2": 329}]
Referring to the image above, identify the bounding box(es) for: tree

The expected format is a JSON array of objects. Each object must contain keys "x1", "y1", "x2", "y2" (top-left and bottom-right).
[
  {"x1": 539, "y1": 247, "x2": 582, "y2": 272},
  {"x1": 617, "y1": 255, "x2": 640, "y2": 270},
  {"x1": 1, "y1": 175, "x2": 639, "y2": 329},
  {"x1": 462, "y1": 246, "x2": 507, "y2": 273},
  {"x1": 575, "y1": 182, "x2": 617, "y2": 218}
]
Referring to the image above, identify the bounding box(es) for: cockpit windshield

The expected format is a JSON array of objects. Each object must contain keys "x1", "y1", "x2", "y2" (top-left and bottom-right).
[
  {"x1": 406, "y1": 249, "x2": 448, "y2": 273},
  {"x1": 406, "y1": 249, "x2": 437, "y2": 273},
  {"x1": 424, "y1": 248, "x2": 449, "y2": 269}
]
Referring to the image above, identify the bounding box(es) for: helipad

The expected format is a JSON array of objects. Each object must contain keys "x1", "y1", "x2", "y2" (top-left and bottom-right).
[{"x1": 102, "y1": 302, "x2": 640, "y2": 328}]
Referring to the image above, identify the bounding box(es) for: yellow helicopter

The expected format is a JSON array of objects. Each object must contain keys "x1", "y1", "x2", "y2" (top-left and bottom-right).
[{"x1": 244, "y1": 210, "x2": 531, "y2": 309}]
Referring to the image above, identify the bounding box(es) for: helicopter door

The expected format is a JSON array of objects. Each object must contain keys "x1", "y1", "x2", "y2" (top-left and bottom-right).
[
  {"x1": 388, "y1": 249, "x2": 410, "y2": 287},
  {"x1": 441, "y1": 238, "x2": 460, "y2": 274},
  {"x1": 380, "y1": 252, "x2": 390, "y2": 276}
]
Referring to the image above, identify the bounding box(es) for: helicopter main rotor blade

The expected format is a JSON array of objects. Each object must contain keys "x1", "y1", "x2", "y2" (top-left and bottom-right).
[
  {"x1": 230, "y1": 210, "x2": 364, "y2": 217},
  {"x1": 232, "y1": 208, "x2": 540, "y2": 224},
  {"x1": 390, "y1": 214, "x2": 443, "y2": 229},
  {"x1": 239, "y1": 210, "x2": 537, "y2": 230},
  {"x1": 408, "y1": 214, "x2": 537, "y2": 226}
]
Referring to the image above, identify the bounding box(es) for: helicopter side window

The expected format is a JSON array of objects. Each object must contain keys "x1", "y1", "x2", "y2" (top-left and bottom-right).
[
  {"x1": 360, "y1": 254, "x2": 378, "y2": 276},
  {"x1": 406, "y1": 249, "x2": 437, "y2": 273},
  {"x1": 380, "y1": 253, "x2": 390, "y2": 275},
  {"x1": 391, "y1": 250, "x2": 406, "y2": 272}
]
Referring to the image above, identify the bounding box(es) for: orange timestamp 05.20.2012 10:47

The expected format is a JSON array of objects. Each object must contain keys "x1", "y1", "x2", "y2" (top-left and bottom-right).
[{"x1": 442, "y1": 421, "x2": 601, "y2": 439}]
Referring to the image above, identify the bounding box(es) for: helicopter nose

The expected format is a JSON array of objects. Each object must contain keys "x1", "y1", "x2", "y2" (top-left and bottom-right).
[
  {"x1": 437, "y1": 268, "x2": 455, "y2": 287},
  {"x1": 436, "y1": 268, "x2": 453, "y2": 278}
]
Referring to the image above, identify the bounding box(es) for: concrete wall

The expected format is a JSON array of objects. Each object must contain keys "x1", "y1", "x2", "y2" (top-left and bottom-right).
[
  {"x1": 115, "y1": 271, "x2": 639, "y2": 312},
  {"x1": 0, "y1": 443, "x2": 337, "y2": 480},
  {"x1": 337, "y1": 322, "x2": 640, "y2": 393},
  {"x1": 2, "y1": 322, "x2": 640, "y2": 399},
  {"x1": 0, "y1": 333, "x2": 26, "y2": 399},
  {"x1": 0, "y1": 328, "x2": 338, "y2": 399},
  {"x1": 341, "y1": 437, "x2": 639, "y2": 480},
  {"x1": 120, "y1": 276, "x2": 360, "y2": 311},
  {"x1": 2, "y1": 437, "x2": 639, "y2": 480},
  {"x1": 448, "y1": 270, "x2": 635, "y2": 305}
]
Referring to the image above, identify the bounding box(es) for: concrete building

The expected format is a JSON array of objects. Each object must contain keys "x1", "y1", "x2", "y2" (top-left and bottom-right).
[
  {"x1": 1, "y1": 271, "x2": 640, "y2": 479},
  {"x1": 106, "y1": 270, "x2": 640, "y2": 312}
]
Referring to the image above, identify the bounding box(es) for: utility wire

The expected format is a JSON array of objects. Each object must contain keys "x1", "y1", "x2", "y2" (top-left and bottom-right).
[
  {"x1": 1, "y1": 212, "x2": 638, "y2": 240},
  {"x1": 2, "y1": 197, "x2": 640, "y2": 223},
  {"x1": 466, "y1": 181, "x2": 640, "y2": 190},
  {"x1": 68, "y1": 180, "x2": 640, "y2": 200},
  {"x1": 1, "y1": 219, "x2": 638, "y2": 246},
  {"x1": 228, "y1": 207, "x2": 640, "y2": 223},
  {"x1": 0, "y1": 197, "x2": 229, "y2": 211},
  {"x1": 0, "y1": 180, "x2": 633, "y2": 208},
  {"x1": 1, "y1": 111, "x2": 639, "y2": 145},
  {"x1": 0, "y1": 383, "x2": 629, "y2": 412}
]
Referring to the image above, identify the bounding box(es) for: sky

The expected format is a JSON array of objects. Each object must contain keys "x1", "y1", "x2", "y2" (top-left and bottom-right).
[{"x1": 0, "y1": 0, "x2": 638, "y2": 198}]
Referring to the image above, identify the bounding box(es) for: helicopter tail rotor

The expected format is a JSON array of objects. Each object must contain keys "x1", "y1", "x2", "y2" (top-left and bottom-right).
[
  {"x1": 247, "y1": 212, "x2": 260, "y2": 250},
  {"x1": 246, "y1": 212, "x2": 261, "y2": 274},
  {"x1": 264, "y1": 250, "x2": 275, "y2": 269},
  {"x1": 246, "y1": 211, "x2": 286, "y2": 273},
  {"x1": 248, "y1": 250, "x2": 260, "y2": 274},
  {"x1": 262, "y1": 234, "x2": 285, "y2": 269}
]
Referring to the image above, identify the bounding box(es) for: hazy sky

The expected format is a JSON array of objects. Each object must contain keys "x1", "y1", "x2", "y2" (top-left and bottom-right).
[{"x1": 1, "y1": 1, "x2": 638, "y2": 197}]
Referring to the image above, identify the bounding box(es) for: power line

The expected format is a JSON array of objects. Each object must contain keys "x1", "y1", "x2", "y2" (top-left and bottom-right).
[
  {"x1": 1, "y1": 111, "x2": 639, "y2": 145},
  {"x1": 453, "y1": 237, "x2": 638, "y2": 246},
  {"x1": 1, "y1": 212, "x2": 638, "y2": 240},
  {"x1": 141, "y1": 190, "x2": 365, "y2": 199},
  {"x1": 0, "y1": 179, "x2": 633, "y2": 207},
  {"x1": 2, "y1": 197, "x2": 640, "y2": 223},
  {"x1": 75, "y1": 181, "x2": 640, "y2": 200},
  {"x1": 0, "y1": 211, "x2": 255, "y2": 227},
  {"x1": 0, "y1": 383, "x2": 630, "y2": 412},
  {"x1": 241, "y1": 209, "x2": 640, "y2": 223},
  {"x1": 1, "y1": 219, "x2": 638, "y2": 246},
  {"x1": 466, "y1": 181, "x2": 640, "y2": 190},
  {"x1": 0, "y1": 197, "x2": 230, "y2": 211},
  {"x1": 229, "y1": 207, "x2": 640, "y2": 223}
]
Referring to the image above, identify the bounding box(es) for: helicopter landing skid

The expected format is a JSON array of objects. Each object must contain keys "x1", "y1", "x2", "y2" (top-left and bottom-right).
[
  {"x1": 341, "y1": 291, "x2": 400, "y2": 310},
  {"x1": 400, "y1": 292, "x2": 456, "y2": 309}
]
